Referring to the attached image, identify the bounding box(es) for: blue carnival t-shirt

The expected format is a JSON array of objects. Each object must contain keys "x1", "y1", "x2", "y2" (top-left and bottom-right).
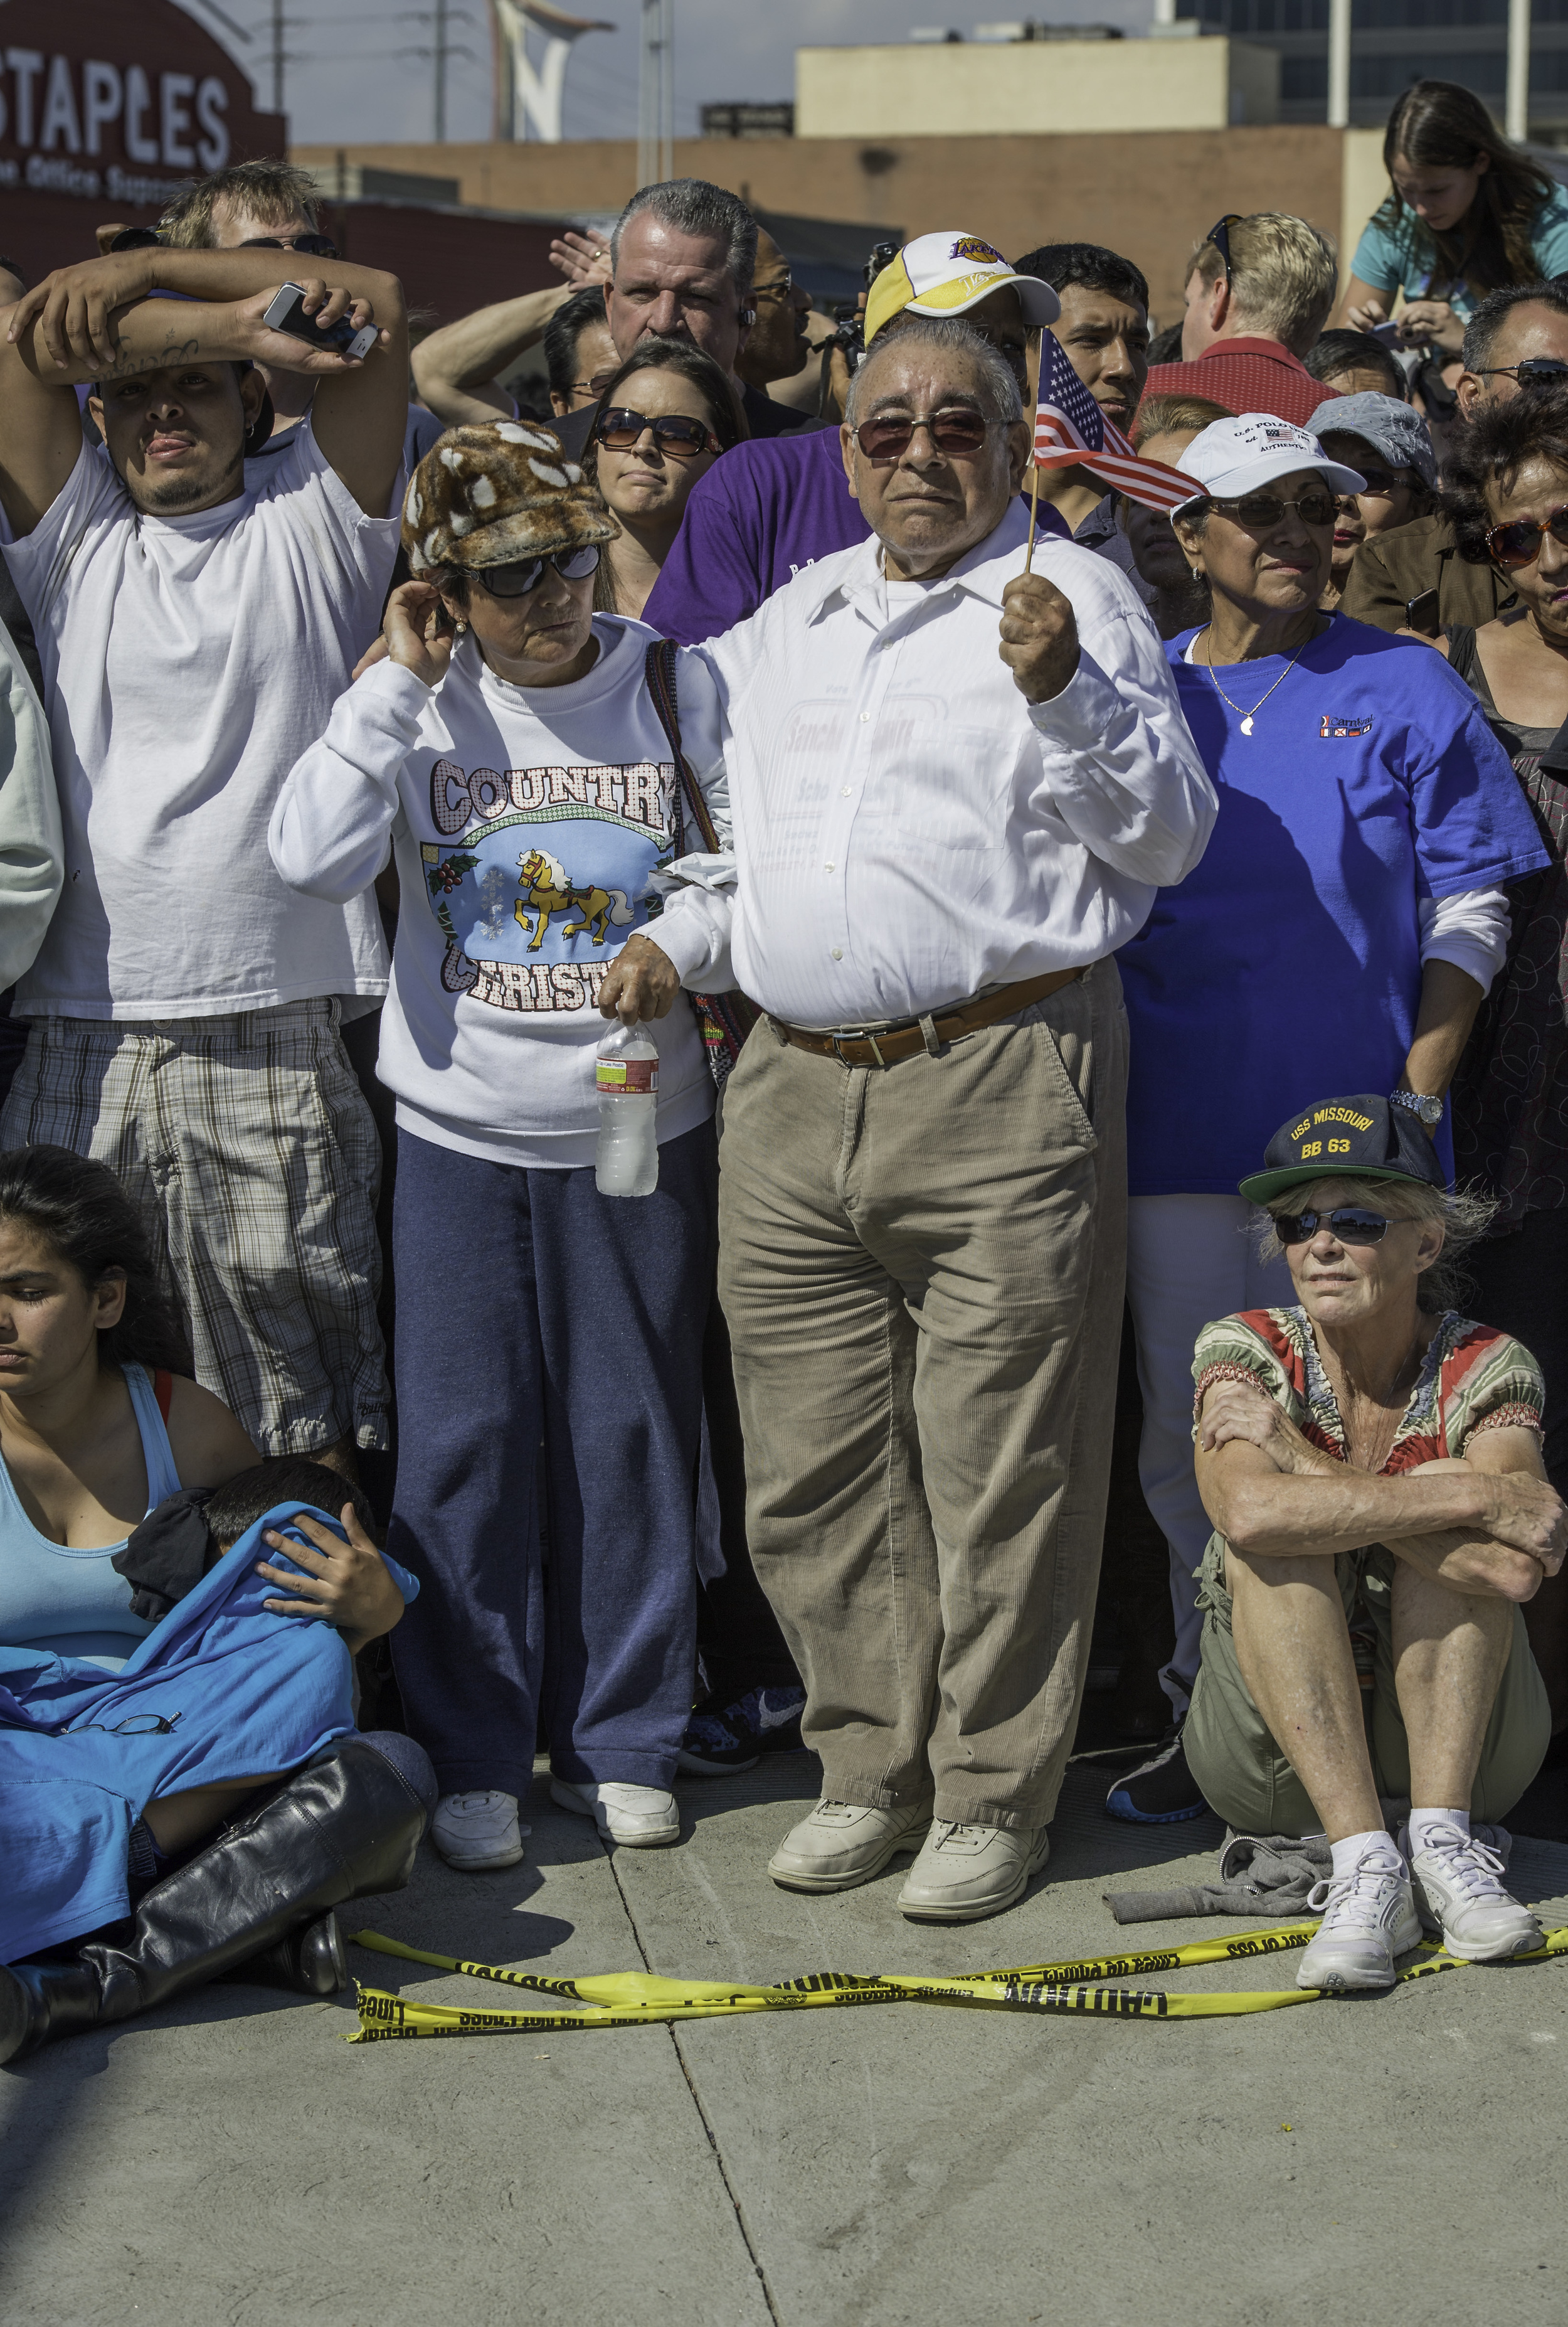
[{"x1": 1118, "y1": 615, "x2": 1552, "y2": 1198}]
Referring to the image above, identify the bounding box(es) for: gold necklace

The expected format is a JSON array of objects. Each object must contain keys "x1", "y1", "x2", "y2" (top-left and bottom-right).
[{"x1": 1201, "y1": 624, "x2": 1314, "y2": 737}]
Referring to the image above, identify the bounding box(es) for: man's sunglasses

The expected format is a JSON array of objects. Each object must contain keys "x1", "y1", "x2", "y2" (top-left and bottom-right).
[
  {"x1": 1211, "y1": 489, "x2": 1337, "y2": 529},
  {"x1": 109, "y1": 226, "x2": 339, "y2": 258},
  {"x1": 1271, "y1": 1206, "x2": 1392, "y2": 1246},
  {"x1": 1485, "y1": 502, "x2": 1568, "y2": 568},
  {"x1": 1204, "y1": 214, "x2": 1244, "y2": 289},
  {"x1": 594, "y1": 407, "x2": 718, "y2": 459},
  {"x1": 1472, "y1": 358, "x2": 1568, "y2": 389},
  {"x1": 854, "y1": 409, "x2": 991, "y2": 464},
  {"x1": 470, "y1": 544, "x2": 601, "y2": 597},
  {"x1": 569, "y1": 370, "x2": 620, "y2": 403}
]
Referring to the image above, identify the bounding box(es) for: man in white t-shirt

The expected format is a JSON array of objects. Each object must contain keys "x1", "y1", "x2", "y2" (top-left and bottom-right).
[{"x1": 0, "y1": 244, "x2": 410, "y2": 1474}]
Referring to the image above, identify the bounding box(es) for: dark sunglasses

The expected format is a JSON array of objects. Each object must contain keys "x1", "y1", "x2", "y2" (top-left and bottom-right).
[
  {"x1": 1485, "y1": 502, "x2": 1568, "y2": 568},
  {"x1": 854, "y1": 408, "x2": 991, "y2": 464},
  {"x1": 594, "y1": 408, "x2": 718, "y2": 460},
  {"x1": 1271, "y1": 1206, "x2": 1392, "y2": 1246},
  {"x1": 241, "y1": 233, "x2": 340, "y2": 258},
  {"x1": 1212, "y1": 489, "x2": 1337, "y2": 530},
  {"x1": 1473, "y1": 358, "x2": 1568, "y2": 390},
  {"x1": 1337, "y1": 468, "x2": 1399, "y2": 499},
  {"x1": 1204, "y1": 213, "x2": 1244, "y2": 289},
  {"x1": 470, "y1": 544, "x2": 601, "y2": 598}
]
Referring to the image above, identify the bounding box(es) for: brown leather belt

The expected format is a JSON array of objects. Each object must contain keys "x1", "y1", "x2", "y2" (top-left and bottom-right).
[{"x1": 768, "y1": 966, "x2": 1093, "y2": 1069}]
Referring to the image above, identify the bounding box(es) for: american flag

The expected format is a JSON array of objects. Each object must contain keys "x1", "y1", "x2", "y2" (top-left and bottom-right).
[{"x1": 1032, "y1": 332, "x2": 1193, "y2": 512}]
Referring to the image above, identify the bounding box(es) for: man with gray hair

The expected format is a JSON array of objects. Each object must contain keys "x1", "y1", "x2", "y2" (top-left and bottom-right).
[
  {"x1": 646, "y1": 314, "x2": 1216, "y2": 1921},
  {"x1": 547, "y1": 178, "x2": 810, "y2": 455}
]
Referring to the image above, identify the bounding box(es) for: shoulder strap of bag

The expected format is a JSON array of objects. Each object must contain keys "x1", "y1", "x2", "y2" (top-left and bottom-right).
[
  {"x1": 644, "y1": 638, "x2": 721, "y2": 855},
  {"x1": 154, "y1": 1368, "x2": 174, "y2": 1423}
]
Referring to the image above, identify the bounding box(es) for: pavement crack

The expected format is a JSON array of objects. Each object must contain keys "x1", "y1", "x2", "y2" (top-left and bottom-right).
[{"x1": 598, "y1": 1837, "x2": 783, "y2": 2325}]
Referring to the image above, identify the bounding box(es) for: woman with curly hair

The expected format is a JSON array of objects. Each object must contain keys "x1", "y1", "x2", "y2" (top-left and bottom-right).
[
  {"x1": 1437, "y1": 385, "x2": 1568, "y2": 1735},
  {"x1": 1342, "y1": 82, "x2": 1568, "y2": 358}
]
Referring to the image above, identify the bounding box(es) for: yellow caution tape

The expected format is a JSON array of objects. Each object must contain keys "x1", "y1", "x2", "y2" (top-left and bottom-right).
[{"x1": 343, "y1": 1920, "x2": 1568, "y2": 2042}]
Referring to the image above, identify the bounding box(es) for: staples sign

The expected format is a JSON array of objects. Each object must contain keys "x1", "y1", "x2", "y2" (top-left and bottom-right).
[{"x1": 0, "y1": 0, "x2": 285, "y2": 208}]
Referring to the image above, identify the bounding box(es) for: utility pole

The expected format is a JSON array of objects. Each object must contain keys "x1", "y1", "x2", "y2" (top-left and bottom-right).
[
  {"x1": 1327, "y1": 0, "x2": 1350, "y2": 128},
  {"x1": 1507, "y1": 0, "x2": 1531, "y2": 141},
  {"x1": 637, "y1": 0, "x2": 673, "y2": 191}
]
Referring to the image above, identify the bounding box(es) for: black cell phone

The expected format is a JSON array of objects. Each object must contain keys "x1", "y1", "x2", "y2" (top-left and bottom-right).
[
  {"x1": 262, "y1": 282, "x2": 378, "y2": 362},
  {"x1": 1405, "y1": 587, "x2": 1441, "y2": 637}
]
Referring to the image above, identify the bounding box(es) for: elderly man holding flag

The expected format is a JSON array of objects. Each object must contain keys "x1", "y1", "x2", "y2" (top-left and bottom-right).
[{"x1": 664, "y1": 289, "x2": 1216, "y2": 1922}]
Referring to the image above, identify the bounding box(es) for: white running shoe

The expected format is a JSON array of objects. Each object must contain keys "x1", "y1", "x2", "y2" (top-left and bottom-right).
[
  {"x1": 1297, "y1": 1852, "x2": 1422, "y2": 1991},
  {"x1": 1401, "y1": 1821, "x2": 1544, "y2": 1961},
  {"x1": 550, "y1": 1776, "x2": 681, "y2": 1848},
  {"x1": 432, "y1": 1789, "x2": 527, "y2": 1871},
  {"x1": 897, "y1": 1820, "x2": 1051, "y2": 1923},
  {"x1": 768, "y1": 1799, "x2": 931, "y2": 1893}
]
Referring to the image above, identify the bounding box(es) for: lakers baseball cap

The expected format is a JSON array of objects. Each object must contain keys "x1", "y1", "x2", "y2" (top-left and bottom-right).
[
  {"x1": 1172, "y1": 413, "x2": 1364, "y2": 514},
  {"x1": 864, "y1": 231, "x2": 1061, "y2": 347},
  {"x1": 1237, "y1": 1095, "x2": 1446, "y2": 1205}
]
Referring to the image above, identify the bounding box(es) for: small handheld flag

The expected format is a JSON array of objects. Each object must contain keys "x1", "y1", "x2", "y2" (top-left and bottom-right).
[{"x1": 1024, "y1": 331, "x2": 1193, "y2": 572}]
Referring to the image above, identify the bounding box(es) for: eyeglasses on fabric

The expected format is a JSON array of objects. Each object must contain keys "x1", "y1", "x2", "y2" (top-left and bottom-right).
[
  {"x1": 1271, "y1": 1206, "x2": 1392, "y2": 1246},
  {"x1": 470, "y1": 545, "x2": 602, "y2": 598},
  {"x1": 593, "y1": 408, "x2": 719, "y2": 460},
  {"x1": 240, "y1": 233, "x2": 340, "y2": 258},
  {"x1": 1203, "y1": 214, "x2": 1244, "y2": 289},
  {"x1": 1473, "y1": 358, "x2": 1568, "y2": 389},
  {"x1": 853, "y1": 408, "x2": 992, "y2": 464},
  {"x1": 1485, "y1": 502, "x2": 1568, "y2": 568},
  {"x1": 1212, "y1": 489, "x2": 1337, "y2": 530}
]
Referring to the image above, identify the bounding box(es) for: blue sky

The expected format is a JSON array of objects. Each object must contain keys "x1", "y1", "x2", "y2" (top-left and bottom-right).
[{"x1": 178, "y1": 0, "x2": 1152, "y2": 149}]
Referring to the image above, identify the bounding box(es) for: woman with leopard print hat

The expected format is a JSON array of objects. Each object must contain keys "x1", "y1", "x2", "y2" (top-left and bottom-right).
[{"x1": 271, "y1": 418, "x2": 734, "y2": 1871}]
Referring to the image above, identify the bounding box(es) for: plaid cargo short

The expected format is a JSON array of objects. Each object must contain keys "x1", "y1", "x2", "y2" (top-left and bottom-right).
[{"x1": 0, "y1": 999, "x2": 389, "y2": 1456}]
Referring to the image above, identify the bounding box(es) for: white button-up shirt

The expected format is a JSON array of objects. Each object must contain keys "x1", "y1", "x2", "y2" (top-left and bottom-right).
[{"x1": 679, "y1": 496, "x2": 1217, "y2": 1030}]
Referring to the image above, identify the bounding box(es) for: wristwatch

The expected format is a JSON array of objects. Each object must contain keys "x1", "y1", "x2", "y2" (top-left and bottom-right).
[{"x1": 1391, "y1": 1089, "x2": 1444, "y2": 1129}]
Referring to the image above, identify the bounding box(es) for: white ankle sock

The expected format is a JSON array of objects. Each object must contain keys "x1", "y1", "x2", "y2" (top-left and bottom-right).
[
  {"x1": 1409, "y1": 1807, "x2": 1470, "y2": 1855},
  {"x1": 1330, "y1": 1828, "x2": 1402, "y2": 1882}
]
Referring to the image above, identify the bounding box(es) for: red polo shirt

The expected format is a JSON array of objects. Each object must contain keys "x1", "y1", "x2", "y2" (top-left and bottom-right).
[{"x1": 1139, "y1": 337, "x2": 1340, "y2": 427}]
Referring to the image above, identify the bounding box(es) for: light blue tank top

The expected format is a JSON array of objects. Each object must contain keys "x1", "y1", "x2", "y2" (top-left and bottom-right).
[{"x1": 0, "y1": 1363, "x2": 184, "y2": 1673}]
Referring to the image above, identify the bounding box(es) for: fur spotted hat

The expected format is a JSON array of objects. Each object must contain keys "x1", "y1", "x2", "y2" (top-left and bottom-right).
[{"x1": 402, "y1": 419, "x2": 619, "y2": 577}]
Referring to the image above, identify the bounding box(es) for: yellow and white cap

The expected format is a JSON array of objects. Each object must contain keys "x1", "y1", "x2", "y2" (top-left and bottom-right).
[{"x1": 863, "y1": 230, "x2": 1061, "y2": 346}]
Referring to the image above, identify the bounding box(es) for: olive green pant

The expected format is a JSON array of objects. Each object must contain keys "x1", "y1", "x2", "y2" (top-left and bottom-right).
[{"x1": 1184, "y1": 1533, "x2": 1552, "y2": 1835}]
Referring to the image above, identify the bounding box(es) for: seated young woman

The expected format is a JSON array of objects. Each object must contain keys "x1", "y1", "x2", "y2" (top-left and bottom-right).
[
  {"x1": 0, "y1": 1147, "x2": 433, "y2": 2064},
  {"x1": 1184, "y1": 1095, "x2": 1564, "y2": 1993}
]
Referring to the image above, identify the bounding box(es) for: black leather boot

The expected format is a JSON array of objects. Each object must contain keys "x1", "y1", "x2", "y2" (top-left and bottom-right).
[
  {"x1": 225, "y1": 1911, "x2": 349, "y2": 1998},
  {"x1": 0, "y1": 1738, "x2": 422, "y2": 2065}
]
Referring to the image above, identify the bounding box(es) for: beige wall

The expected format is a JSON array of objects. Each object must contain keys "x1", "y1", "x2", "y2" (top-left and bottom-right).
[
  {"x1": 1341, "y1": 125, "x2": 1392, "y2": 296},
  {"x1": 793, "y1": 36, "x2": 1276, "y2": 139},
  {"x1": 293, "y1": 127, "x2": 1346, "y2": 329}
]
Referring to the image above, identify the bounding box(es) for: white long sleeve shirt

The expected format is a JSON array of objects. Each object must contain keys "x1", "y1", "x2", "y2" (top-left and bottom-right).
[
  {"x1": 676, "y1": 496, "x2": 1217, "y2": 1031},
  {"x1": 270, "y1": 617, "x2": 733, "y2": 1169}
]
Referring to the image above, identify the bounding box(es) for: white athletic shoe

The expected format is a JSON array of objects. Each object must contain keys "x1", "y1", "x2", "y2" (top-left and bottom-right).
[
  {"x1": 896, "y1": 1820, "x2": 1051, "y2": 1923},
  {"x1": 1297, "y1": 1852, "x2": 1422, "y2": 1991},
  {"x1": 767, "y1": 1799, "x2": 931, "y2": 1893},
  {"x1": 432, "y1": 1789, "x2": 527, "y2": 1872},
  {"x1": 1401, "y1": 1821, "x2": 1544, "y2": 1961},
  {"x1": 550, "y1": 1776, "x2": 681, "y2": 1848}
]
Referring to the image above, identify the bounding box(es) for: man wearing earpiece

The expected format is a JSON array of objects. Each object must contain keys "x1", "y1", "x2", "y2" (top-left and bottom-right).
[{"x1": 0, "y1": 242, "x2": 411, "y2": 1483}]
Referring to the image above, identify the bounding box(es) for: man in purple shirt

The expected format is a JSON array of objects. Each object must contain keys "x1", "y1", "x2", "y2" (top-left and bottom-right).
[{"x1": 644, "y1": 231, "x2": 1066, "y2": 643}]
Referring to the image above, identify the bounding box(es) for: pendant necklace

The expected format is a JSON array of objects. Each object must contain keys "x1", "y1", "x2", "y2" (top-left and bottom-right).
[{"x1": 1202, "y1": 625, "x2": 1313, "y2": 737}]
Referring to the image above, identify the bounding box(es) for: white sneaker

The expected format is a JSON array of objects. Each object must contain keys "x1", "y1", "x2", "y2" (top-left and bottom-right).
[
  {"x1": 768, "y1": 1799, "x2": 931, "y2": 1893},
  {"x1": 1297, "y1": 1851, "x2": 1422, "y2": 1991},
  {"x1": 897, "y1": 1820, "x2": 1051, "y2": 1923},
  {"x1": 1402, "y1": 1821, "x2": 1544, "y2": 1961},
  {"x1": 550, "y1": 1776, "x2": 680, "y2": 1848},
  {"x1": 432, "y1": 1790, "x2": 527, "y2": 1871}
]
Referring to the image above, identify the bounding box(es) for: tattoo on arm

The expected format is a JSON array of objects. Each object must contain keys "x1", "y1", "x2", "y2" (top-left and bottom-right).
[{"x1": 95, "y1": 333, "x2": 199, "y2": 383}]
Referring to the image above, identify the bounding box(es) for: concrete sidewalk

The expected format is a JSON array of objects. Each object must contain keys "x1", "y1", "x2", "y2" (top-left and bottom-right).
[{"x1": 2, "y1": 1754, "x2": 1565, "y2": 2327}]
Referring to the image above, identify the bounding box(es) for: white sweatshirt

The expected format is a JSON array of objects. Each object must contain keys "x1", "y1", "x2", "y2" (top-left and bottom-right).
[{"x1": 270, "y1": 616, "x2": 734, "y2": 1169}]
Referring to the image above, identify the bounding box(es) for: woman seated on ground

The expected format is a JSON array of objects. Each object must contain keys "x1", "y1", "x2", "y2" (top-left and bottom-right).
[
  {"x1": 586, "y1": 336, "x2": 746, "y2": 619},
  {"x1": 0, "y1": 1147, "x2": 432, "y2": 2064},
  {"x1": 1185, "y1": 1094, "x2": 1562, "y2": 1993}
]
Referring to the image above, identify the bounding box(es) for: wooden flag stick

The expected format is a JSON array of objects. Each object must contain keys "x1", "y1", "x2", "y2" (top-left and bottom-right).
[{"x1": 1024, "y1": 460, "x2": 1041, "y2": 574}]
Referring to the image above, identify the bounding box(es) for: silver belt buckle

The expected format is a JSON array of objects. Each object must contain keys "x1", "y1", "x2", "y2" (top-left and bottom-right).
[{"x1": 830, "y1": 1026, "x2": 886, "y2": 1067}]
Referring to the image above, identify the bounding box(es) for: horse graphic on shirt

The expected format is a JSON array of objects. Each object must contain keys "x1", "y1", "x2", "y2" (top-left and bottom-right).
[{"x1": 514, "y1": 847, "x2": 635, "y2": 952}]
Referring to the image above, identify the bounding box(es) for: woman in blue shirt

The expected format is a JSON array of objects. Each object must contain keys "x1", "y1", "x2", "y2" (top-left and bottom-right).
[
  {"x1": 1343, "y1": 82, "x2": 1568, "y2": 358},
  {"x1": 1108, "y1": 412, "x2": 1552, "y2": 1826}
]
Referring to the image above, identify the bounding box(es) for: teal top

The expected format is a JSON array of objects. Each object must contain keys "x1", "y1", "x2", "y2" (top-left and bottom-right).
[
  {"x1": 0, "y1": 1363, "x2": 181, "y2": 1671},
  {"x1": 1351, "y1": 182, "x2": 1568, "y2": 322}
]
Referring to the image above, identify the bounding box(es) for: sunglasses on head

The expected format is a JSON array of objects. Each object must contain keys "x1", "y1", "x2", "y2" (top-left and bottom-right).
[
  {"x1": 1271, "y1": 1206, "x2": 1392, "y2": 1246},
  {"x1": 853, "y1": 408, "x2": 992, "y2": 464},
  {"x1": 1212, "y1": 488, "x2": 1337, "y2": 530},
  {"x1": 470, "y1": 545, "x2": 601, "y2": 598},
  {"x1": 1203, "y1": 213, "x2": 1244, "y2": 289},
  {"x1": 594, "y1": 408, "x2": 718, "y2": 459},
  {"x1": 1485, "y1": 501, "x2": 1568, "y2": 568},
  {"x1": 1473, "y1": 357, "x2": 1568, "y2": 390}
]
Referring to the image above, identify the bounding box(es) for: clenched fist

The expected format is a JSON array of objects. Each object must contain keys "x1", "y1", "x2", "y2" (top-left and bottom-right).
[{"x1": 999, "y1": 572, "x2": 1080, "y2": 705}]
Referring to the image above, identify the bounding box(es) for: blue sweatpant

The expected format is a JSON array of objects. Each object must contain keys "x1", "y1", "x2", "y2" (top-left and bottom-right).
[{"x1": 387, "y1": 1122, "x2": 715, "y2": 1796}]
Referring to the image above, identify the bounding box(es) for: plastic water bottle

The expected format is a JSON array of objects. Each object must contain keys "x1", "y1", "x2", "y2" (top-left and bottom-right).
[{"x1": 595, "y1": 1021, "x2": 660, "y2": 1196}]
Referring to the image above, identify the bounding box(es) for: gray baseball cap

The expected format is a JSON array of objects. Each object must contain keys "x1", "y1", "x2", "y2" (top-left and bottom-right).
[{"x1": 1306, "y1": 391, "x2": 1438, "y2": 493}]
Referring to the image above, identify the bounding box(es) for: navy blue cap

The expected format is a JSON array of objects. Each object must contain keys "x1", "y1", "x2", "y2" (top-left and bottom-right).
[{"x1": 1237, "y1": 1094, "x2": 1445, "y2": 1205}]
